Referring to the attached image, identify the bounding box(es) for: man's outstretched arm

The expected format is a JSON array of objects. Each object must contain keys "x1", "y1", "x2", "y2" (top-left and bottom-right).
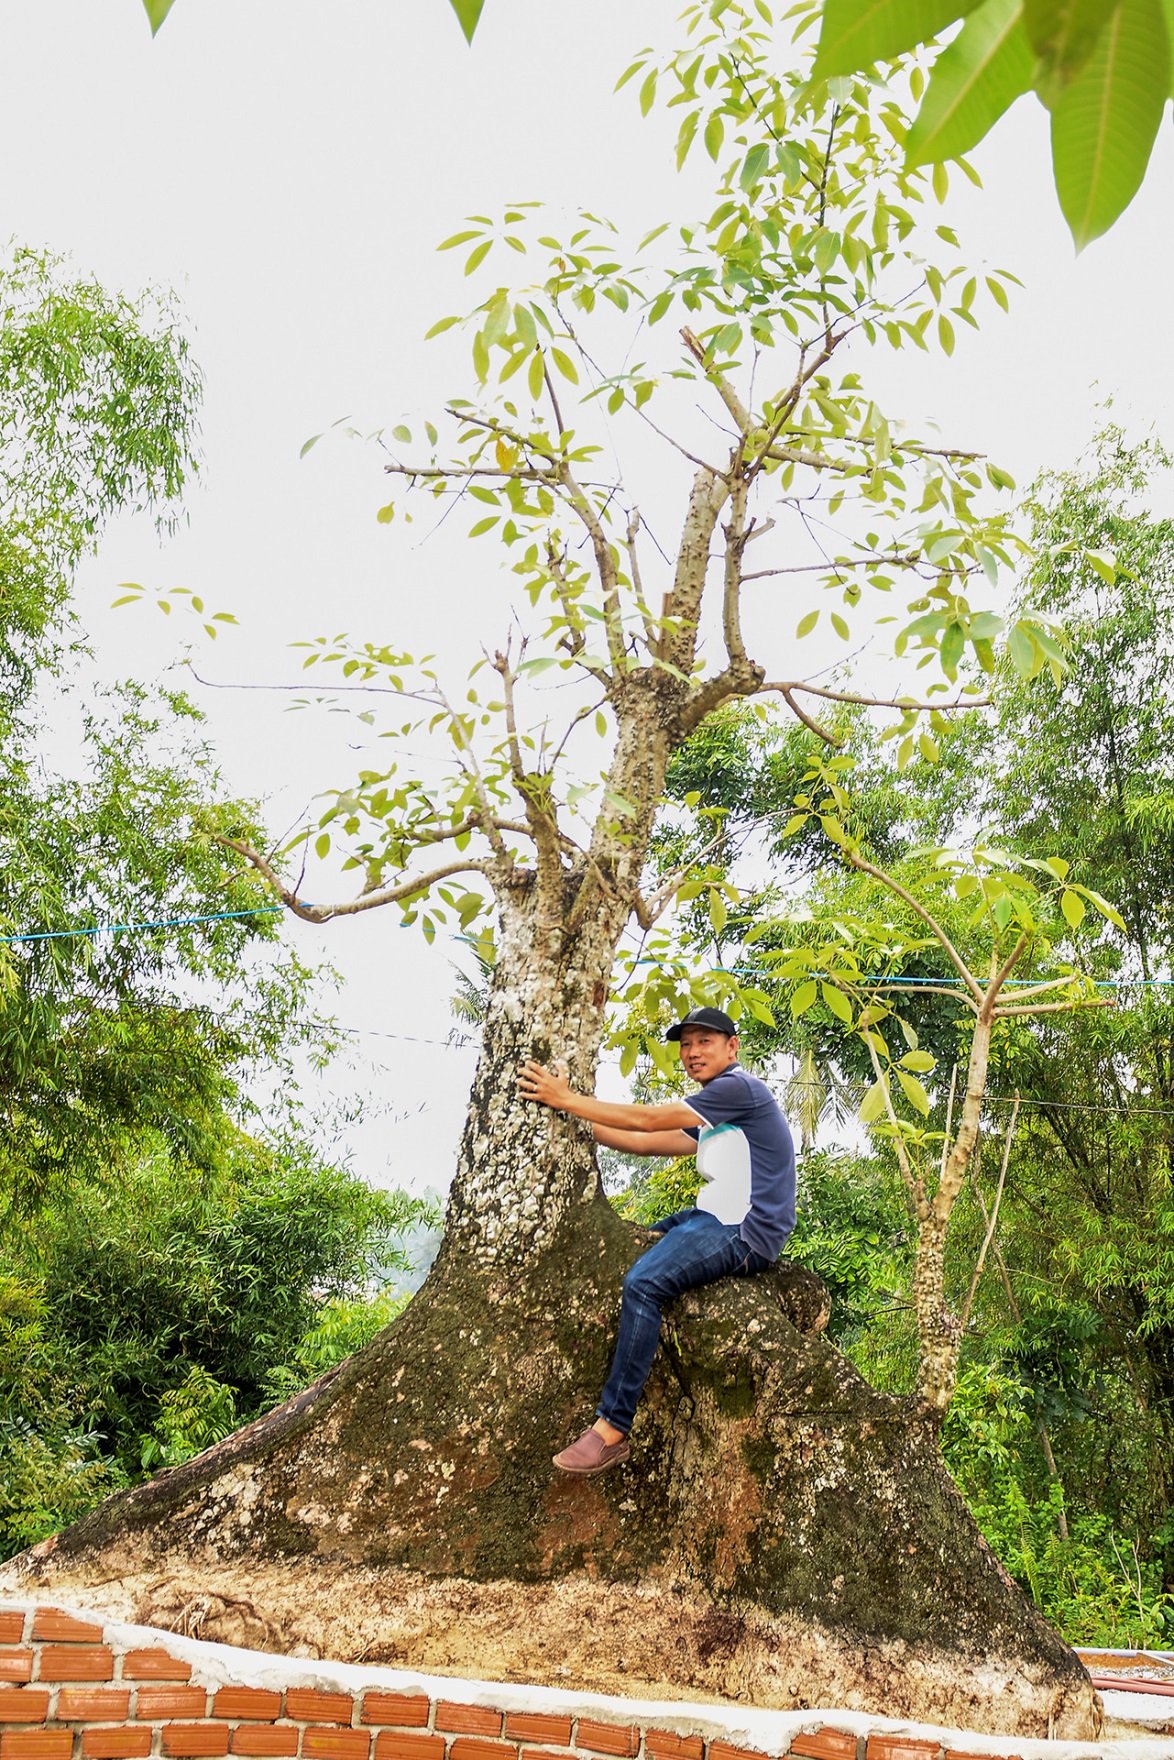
[
  {"x1": 591, "y1": 1121, "x2": 698, "y2": 1158},
  {"x1": 518, "y1": 1058, "x2": 700, "y2": 1137}
]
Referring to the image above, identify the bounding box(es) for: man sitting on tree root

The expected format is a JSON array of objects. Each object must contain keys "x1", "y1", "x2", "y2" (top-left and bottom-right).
[{"x1": 518, "y1": 1006, "x2": 796, "y2": 1477}]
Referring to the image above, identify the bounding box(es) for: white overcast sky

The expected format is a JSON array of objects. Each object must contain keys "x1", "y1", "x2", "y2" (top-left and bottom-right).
[{"x1": 3, "y1": 0, "x2": 1173, "y2": 1192}]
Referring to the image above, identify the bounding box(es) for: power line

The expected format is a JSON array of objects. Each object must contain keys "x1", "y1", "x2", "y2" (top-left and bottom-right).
[{"x1": 1, "y1": 905, "x2": 284, "y2": 944}]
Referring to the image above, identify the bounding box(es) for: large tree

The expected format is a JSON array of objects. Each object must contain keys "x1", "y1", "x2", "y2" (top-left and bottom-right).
[{"x1": 5, "y1": 9, "x2": 1104, "y2": 1737}]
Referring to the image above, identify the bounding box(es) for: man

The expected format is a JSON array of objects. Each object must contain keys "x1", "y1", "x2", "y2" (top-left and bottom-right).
[{"x1": 517, "y1": 1005, "x2": 796, "y2": 1476}]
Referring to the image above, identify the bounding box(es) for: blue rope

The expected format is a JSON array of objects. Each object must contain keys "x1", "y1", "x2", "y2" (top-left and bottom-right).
[{"x1": 0, "y1": 906, "x2": 284, "y2": 945}]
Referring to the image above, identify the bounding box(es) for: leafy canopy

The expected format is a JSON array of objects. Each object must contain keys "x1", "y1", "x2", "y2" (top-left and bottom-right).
[{"x1": 135, "y1": 0, "x2": 1172, "y2": 246}]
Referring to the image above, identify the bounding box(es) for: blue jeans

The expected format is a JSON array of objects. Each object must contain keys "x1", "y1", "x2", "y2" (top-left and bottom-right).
[{"x1": 596, "y1": 1209, "x2": 773, "y2": 1434}]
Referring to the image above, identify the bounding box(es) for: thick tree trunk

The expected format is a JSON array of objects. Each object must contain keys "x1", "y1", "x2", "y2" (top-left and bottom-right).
[
  {"x1": 0, "y1": 873, "x2": 1100, "y2": 1737},
  {"x1": 2, "y1": 1192, "x2": 1099, "y2": 1732}
]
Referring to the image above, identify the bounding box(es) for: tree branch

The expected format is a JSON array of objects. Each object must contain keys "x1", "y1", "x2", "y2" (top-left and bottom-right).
[
  {"x1": 679, "y1": 328, "x2": 847, "y2": 472},
  {"x1": 214, "y1": 836, "x2": 493, "y2": 923},
  {"x1": 862, "y1": 1027, "x2": 923, "y2": 1210},
  {"x1": 742, "y1": 551, "x2": 922, "y2": 582},
  {"x1": 994, "y1": 997, "x2": 1117, "y2": 1018},
  {"x1": 721, "y1": 478, "x2": 750, "y2": 667},
  {"x1": 844, "y1": 849, "x2": 984, "y2": 1005},
  {"x1": 625, "y1": 508, "x2": 658, "y2": 648},
  {"x1": 759, "y1": 680, "x2": 991, "y2": 713},
  {"x1": 959, "y1": 1092, "x2": 1019, "y2": 1331},
  {"x1": 492, "y1": 647, "x2": 563, "y2": 886}
]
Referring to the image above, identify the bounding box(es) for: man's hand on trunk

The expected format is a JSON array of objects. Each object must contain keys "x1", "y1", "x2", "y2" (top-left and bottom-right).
[{"x1": 517, "y1": 1058, "x2": 572, "y2": 1109}]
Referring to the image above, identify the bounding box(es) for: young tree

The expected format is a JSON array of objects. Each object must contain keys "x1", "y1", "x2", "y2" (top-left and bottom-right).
[{"x1": 6, "y1": 7, "x2": 1101, "y2": 1736}]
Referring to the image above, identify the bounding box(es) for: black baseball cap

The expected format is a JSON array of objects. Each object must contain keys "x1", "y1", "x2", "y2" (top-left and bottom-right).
[{"x1": 666, "y1": 1006, "x2": 738, "y2": 1042}]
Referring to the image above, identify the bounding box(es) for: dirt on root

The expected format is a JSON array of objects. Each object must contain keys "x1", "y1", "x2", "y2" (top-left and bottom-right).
[{"x1": 0, "y1": 1546, "x2": 1098, "y2": 1739}]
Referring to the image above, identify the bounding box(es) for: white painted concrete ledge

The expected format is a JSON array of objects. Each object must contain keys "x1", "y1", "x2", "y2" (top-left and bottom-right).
[{"x1": 4, "y1": 1602, "x2": 1173, "y2": 1760}]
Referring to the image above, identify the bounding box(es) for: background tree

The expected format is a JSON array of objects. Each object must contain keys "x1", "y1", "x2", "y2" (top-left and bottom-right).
[
  {"x1": 4, "y1": 7, "x2": 1108, "y2": 1736},
  {"x1": 0, "y1": 247, "x2": 317, "y2": 1211},
  {"x1": 0, "y1": 247, "x2": 436, "y2": 1559}
]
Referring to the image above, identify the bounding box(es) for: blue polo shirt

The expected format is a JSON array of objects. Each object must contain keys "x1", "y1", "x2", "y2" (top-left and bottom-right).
[{"x1": 682, "y1": 1064, "x2": 796, "y2": 1262}]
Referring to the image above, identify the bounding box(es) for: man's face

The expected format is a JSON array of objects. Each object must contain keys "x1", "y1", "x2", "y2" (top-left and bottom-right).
[{"x1": 678, "y1": 1026, "x2": 738, "y2": 1085}]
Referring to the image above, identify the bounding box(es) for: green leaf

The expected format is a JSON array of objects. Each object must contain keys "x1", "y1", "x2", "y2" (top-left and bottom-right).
[
  {"x1": 740, "y1": 143, "x2": 771, "y2": 189},
  {"x1": 425, "y1": 314, "x2": 461, "y2": 339},
  {"x1": 703, "y1": 113, "x2": 725, "y2": 160},
  {"x1": 791, "y1": 980, "x2": 819, "y2": 1016},
  {"x1": 859, "y1": 1078, "x2": 889, "y2": 1124},
  {"x1": 1008, "y1": 622, "x2": 1039, "y2": 676},
  {"x1": 896, "y1": 1069, "x2": 932, "y2": 1115},
  {"x1": 901, "y1": 1049, "x2": 937, "y2": 1072},
  {"x1": 1025, "y1": 0, "x2": 1120, "y2": 93},
  {"x1": 528, "y1": 349, "x2": 545, "y2": 401},
  {"x1": 1085, "y1": 546, "x2": 1119, "y2": 582},
  {"x1": 142, "y1": 0, "x2": 177, "y2": 33},
  {"x1": 815, "y1": 0, "x2": 982, "y2": 76},
  {"x1": 392, "y1": 424, "x2": 412, "y2": 445},
  {"x1": 906, "y1": 0, "x2": 1035, "y2": 167},
  {"x1": 822, "y1": 982, "x2": 853, "y2": 1022},
  {"x1": 797, "y1": 610, "x2": 820, "y2": 637},
  {"x1": 299, "y1": 433, "x2": 322, "y2": 459},
  {"x1": 639, "y1": 68, "x2": 659, "y2": 116},
  {"x1": 941, "y1": 618, "x2": 966, "y2": 672},
  {"x1": 1076, "y1": 885, "x2": 1127, "y2": 929},
  {"x1": 437, "y1": 230, "x2": 483, "y2": 251},
  {"x1": 708, "y1": 888, "x2": 729, "y2": 935},
  {"x1": 447, "y1": 0, "x2": 486, "y2": 43},
  {"x1": 315, "y1": 833, "x2": 330, "y2": 860},
  {"x1": 550, "y1": 347, "x2": 579, "y2": 383},
  {"x1": 1051, "y1": 0, "x2": 1170, "y2": 248},
  {"x1": 464, "y1": 239, "x2": 493, "y2": 275},
  {"x1": 1060, "y1": 887, "x2": 1087, "y2": 928}
]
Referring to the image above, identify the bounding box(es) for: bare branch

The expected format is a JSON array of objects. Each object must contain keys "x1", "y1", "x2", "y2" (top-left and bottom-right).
[
  {"x1": 940, "y1": 1063, "x2": 958, "y2": 1183},
  {"x1": 434, "y1": 685, "x2": 511, "y2": 864},
  {"x1": 742, "y1": 550, "x2": 920, "y2": 582},
  {"x1": 215, "y1": 835, "x2": 493, "y2": 922},
  {"x1": 493, "y1": 647, "x2": 562, "y2": 885},
  {"x1": 959, "y1": 1092, "x2": 1019, "y2": 1331},
  {"x1": 778, "y1": 684, "x2": 842, "y2": 747},
  {"x1": 547, "y1": 370, "x2": 625, "y2": 675},
  {"x1": 844, "y1": 849, "x2": 985, "y2": 1006},
  {"x1": 862, "y1": 1028, "x2": 922, "y2": 1207},
  {"x1": 625, "y1": 509, "x2": 658, "y2": 648},
  {"x1": 680, "y1": 327, "x2": 846, "y2": 472},
  {"x1": 638, "y1": 822, "x2": 739, "y2": 926},
  {"x1": 987, "y1": 932, "x2": 1030, "y2": 999},
  {"x1": 760, "y1": 680, "x2": 991, "y2": 714},
  {"x1": 385, "y1": 463, "x2": 559, "y2": 483},
  {"x1": 994, "y1": 997, "x2": 1117, "y2": 1018},
  {"x1": 721, "y1": 478, "x2": 750, "y2": 667},
  {"x1": 546, "y1": 542, "x2": 586, "y2": 658}
]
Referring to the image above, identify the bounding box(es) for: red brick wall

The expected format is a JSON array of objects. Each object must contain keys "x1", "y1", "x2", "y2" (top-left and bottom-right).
[{"x1": 0, "y1": 1604, "x2": 1024, "y2": 1760}]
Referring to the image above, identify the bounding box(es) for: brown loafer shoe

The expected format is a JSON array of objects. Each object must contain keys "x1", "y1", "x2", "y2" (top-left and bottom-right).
[{"x1": 553, "y1": 1426, "x2": 630, "y2": 1476}]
